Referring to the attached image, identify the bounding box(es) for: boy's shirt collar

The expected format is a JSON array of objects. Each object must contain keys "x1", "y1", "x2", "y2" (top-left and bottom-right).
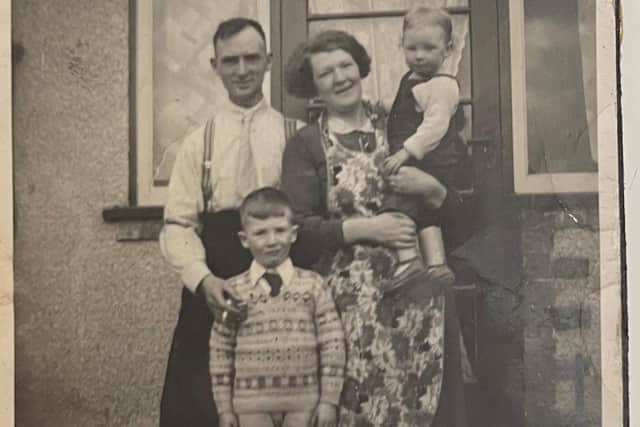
[{"x1": 249, "y1": 258, "x2": 295, "y2": 292}]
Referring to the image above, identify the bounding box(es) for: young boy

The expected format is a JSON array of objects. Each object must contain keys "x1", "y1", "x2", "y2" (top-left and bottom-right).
[
  {"x1": 382, "y1": 6, "x2": 467, "y2": 287},
  {"x1": 209, "y1": 187, "x2": 346, "y2": 427}
]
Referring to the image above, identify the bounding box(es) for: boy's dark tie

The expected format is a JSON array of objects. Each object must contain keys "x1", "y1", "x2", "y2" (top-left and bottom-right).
[{"x1": 263, "y1": 272, "x2": 282, "y2": 297}]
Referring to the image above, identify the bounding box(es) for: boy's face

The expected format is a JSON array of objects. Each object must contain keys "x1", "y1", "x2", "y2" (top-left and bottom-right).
[
  {"x1": 403, "y1": 25, "x2": 452, "y2": 78},
  {"x1": 239, "y1": 212, "x2": 298, "y2": 269}
]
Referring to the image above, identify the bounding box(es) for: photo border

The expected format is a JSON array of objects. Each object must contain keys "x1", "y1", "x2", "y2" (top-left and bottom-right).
[
  {"x1": 596, "y1": 0, "x2": 624, "y2": 424},
  {"x1": 0, "y1": 0, "x2": 14, "y2": 424}
]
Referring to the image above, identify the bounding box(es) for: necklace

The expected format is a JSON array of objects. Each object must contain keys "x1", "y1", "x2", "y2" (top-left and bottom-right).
[{"x1": 357, "y1": 132, "x2": 373, "y2": 153}]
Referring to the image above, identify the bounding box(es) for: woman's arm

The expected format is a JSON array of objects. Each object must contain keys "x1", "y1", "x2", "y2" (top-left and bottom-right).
[
  {"x1": 343, "y1": 214, "x2": 415, "y2": 248},
  {"x1": 282, "y1": 128, "x2": 418, "y2": 265},
  {"x1": 281, "y1": 128, "x2": 345, "y2": 267}
]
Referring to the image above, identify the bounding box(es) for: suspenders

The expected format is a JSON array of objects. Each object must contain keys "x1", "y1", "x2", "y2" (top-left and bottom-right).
[
  {"x1": 284, "y1": 117, "x2": 299, "y2": 141},
  {"x1": 201, "y1": 117, "x2": 215, "y2": 212},
  {"x1": 200, "y1": 115, "x2": 299, "y2": 212}
]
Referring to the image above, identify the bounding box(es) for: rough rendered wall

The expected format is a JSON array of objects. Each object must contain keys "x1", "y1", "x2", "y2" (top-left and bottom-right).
[{"x1": 13, "y1": 1, "x2": 179, "y2": 425}]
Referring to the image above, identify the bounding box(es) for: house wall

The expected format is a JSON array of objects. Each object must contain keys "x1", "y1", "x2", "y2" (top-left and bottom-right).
[{"x1": 12, "y1": 1, "x2": 177, "y2": 425}]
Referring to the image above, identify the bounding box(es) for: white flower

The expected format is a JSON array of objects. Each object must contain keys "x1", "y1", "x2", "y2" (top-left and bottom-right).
[
  {"x1": 361, "y1": 394, "x2": 390, "y2": 425},
  {"x1": 419, "y1": 379, "x2": 442, "y2": 415},
  {"x1": 384, "y1": 374, "x2": 404, "y2": 399},
  {"x1": 396, "y1": 308, "x2": 424, "y2": 339},
  {"x1": 347, "y1": 356, "x2": 369, "y2": 382}
]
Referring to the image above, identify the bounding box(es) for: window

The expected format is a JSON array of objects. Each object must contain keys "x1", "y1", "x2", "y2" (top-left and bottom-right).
[
  {"x1": 278, "y1": 1, "x2": 473, "y2": 143},
  {"x1": 510, "y1": 0, "x2": 598, "y2": 193},
  {"x1": 132, "y1": 0, "x2": 270, "y2": 205}
]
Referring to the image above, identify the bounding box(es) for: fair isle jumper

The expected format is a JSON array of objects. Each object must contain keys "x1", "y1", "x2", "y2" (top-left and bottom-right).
[{"x1": 209, "y1": 266, "x2": 346, "y2": 415}]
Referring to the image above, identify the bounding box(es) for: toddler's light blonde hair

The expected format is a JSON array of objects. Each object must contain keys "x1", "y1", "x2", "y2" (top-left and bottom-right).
[{"x1": 402, "y1": 6, "x2": 453, "y2": 44}]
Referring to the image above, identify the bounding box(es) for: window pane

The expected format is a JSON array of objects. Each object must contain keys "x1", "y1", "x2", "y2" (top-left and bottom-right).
[
  {"x1": 151, "y1": 0, "x2": 267, "y2": 185},
  {"x1": 524, "y1": 0, "x2": 597, "y2": 174},
  {"x1": 309, "y1": 0, "x2": 469, "y2": 15},
  {"x1": 309, "y1": 14, "x2": 470, "y2": 104},
  {"x1": 458, "y1": 28, "x2": 471, "y2": 101},
  {"x1": 462, "y1": 104, "x2": 472, "y2": 143}
]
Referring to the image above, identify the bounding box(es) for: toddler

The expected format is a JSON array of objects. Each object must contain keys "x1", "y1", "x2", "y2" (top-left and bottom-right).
[{"x1": 382, "y1": 6, "x2": 467, "y2": 288}]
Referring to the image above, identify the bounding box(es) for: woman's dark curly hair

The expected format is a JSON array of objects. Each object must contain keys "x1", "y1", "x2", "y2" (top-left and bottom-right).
[{"x1": 285, "y1": 30, "x2": 371, "y2": 99}]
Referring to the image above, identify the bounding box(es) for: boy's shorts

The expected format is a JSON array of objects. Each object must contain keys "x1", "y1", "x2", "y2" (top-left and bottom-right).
[{"x1": 237, "y1": 411, "x2": 312, "y2": 427}]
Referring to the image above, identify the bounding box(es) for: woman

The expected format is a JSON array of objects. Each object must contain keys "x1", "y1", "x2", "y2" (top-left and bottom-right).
[{"x1": 281, "y1": 30, "x2": 467, "y2": 427}]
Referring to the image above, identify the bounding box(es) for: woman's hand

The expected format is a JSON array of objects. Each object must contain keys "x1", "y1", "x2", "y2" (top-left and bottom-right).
[
  {"x1": 370, "y1": 213, "x2": 417, "y2": 248},
  {"x1": 343, "y1": 213, "x2": 416, "y2": 249},
  {"x1": 387, "y1": 166, "x2": 447, "y2": 208}
]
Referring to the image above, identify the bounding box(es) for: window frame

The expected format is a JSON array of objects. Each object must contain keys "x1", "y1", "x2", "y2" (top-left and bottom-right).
[
  {"x1": 508, "y1": 0, "x2": 598, "y2": 194},
  {"x1": 129, "y1": 0, "x2": 271, "y2": 207}
]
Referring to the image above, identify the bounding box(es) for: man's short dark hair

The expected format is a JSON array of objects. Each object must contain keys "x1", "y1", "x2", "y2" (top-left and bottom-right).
[
  {"x1": 239, "y1": 187, "x2": 293, "y2": 228},
  {"x1": 213, "y1": 17, "x2": 266, "y2": 53}
]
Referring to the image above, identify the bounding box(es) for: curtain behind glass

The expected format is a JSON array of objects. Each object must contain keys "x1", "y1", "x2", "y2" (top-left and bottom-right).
[{"x1": 309, "y1": 0, "x2": 470, "y2": 107}]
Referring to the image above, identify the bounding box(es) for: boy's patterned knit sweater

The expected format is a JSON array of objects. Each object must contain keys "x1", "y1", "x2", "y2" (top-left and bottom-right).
[{"x1": 209, "y1": 261, "x2": 346, "y2": 415}]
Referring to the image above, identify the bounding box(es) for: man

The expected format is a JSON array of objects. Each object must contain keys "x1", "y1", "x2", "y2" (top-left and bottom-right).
[{"x1": 158, "y1": 18, "x2": 297, "y2": 427}]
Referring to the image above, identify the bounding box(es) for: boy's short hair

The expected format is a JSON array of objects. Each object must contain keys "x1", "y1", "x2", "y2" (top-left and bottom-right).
[
  {"x1": 403, "y1": 6, "x2": 453, "y2": 44},
  {"x1": 213, "y1": 17, "x2": 266, "y2": 53},
  {"x1": 239, "y1": 187, "x2": 293, "y2": 227}
]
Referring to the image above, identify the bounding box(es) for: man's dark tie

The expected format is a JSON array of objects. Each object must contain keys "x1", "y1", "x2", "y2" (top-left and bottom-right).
[{"x1": 263, "y1": 272, "x2": 283, "y2": 297}]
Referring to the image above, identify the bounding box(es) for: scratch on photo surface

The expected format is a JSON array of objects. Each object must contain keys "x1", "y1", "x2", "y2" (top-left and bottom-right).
[{"x1": 627, "y1": 168, "x2": 637, "y2": 189}]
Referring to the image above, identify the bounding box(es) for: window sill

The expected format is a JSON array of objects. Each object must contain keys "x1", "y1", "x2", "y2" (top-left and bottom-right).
[
  {"x1": 102, "y1": 206, "x2": 163, "y2": 242},
  {"x1": 102, "y1": 206, "x2": 163, "y2": 222},
  {"x1": 509, "y1": 193, "x2": 598, "y2": 210}
]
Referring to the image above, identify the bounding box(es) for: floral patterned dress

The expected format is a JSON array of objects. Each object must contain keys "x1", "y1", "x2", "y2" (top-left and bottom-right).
[{"x1": 317, "y1": 113, "x2": 447, "y2": 427}]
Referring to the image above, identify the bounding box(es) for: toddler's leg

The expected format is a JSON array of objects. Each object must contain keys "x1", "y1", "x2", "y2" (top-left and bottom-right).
[
  {"x1": 419, "y1": 226, "x2": 446, "y2": 266},
  {"x1": 282, "y1": 411, "x2": 313, "y2": 427},
  {"x1": 419, "y1": 226, "x2": 455, "y2": 286},
  {"x1": 237, "y1": 413, "x2": 275, "y2": 427}
]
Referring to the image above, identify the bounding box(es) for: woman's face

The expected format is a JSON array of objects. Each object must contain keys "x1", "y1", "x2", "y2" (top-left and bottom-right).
[{"x1": 309, "y1": 49, "x2": 363, "y2": 114}]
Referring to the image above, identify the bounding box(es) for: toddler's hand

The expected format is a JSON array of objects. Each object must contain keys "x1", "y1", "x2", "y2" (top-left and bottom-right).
[
  {"x1": 311, "y1": 402, "x2": 337, "y2": 427},
  {"x1": 219, "y1": 413, "x2": 238, "y2": 427},
  {"x1": 383, "y1": 148, "x2": 411, "y2": 175}
]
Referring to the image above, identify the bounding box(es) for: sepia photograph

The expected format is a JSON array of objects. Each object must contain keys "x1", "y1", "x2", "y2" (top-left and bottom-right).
[{"x1": 3, "y1": 0, "x2": 625, "y2": 425}]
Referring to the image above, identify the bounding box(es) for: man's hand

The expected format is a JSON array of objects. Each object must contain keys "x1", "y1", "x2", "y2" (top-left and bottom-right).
[
  {"x1": 383, "y1": 148, "x2": 411, "y2": 176},
  {"x1": 311, "y1": 403, "x2": 337, "y2": 427},
  {"x1": 219, "y1": 413, "x2": 238, "y2": 427},
  {"x1": 198, "y1": 274, "x2": 243, "y2": 322}
]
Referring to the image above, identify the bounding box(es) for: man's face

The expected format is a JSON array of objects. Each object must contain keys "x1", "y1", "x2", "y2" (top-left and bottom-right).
[
  {"x1": 239, "y1": 213, "x2": 298, "y2": 269},
  {"x1": 213, "y1": 26, "x2": 271, "y2": 108}
]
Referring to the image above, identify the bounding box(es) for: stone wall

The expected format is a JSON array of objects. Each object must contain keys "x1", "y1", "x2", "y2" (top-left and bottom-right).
[{"x1": 521, "y1": 203, "x2": 601, "y2": 426}]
